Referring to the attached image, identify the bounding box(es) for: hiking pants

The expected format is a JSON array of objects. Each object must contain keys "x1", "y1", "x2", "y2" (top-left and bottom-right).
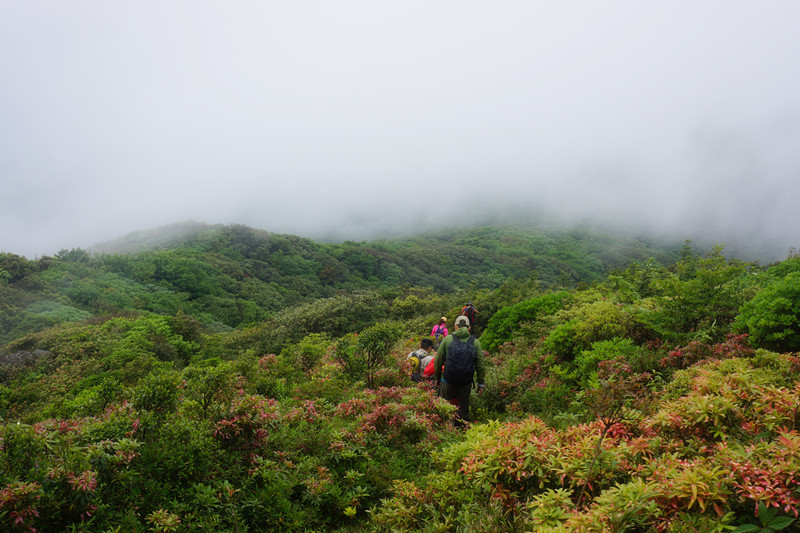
[{"x1": 440, "y1": 381, "x2": 472, "y2": 421}]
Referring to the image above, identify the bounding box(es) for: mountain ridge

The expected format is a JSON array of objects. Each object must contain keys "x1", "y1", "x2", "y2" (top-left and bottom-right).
[{"x1": 1, "y1": 222, "x2": 685, "y2": 346}]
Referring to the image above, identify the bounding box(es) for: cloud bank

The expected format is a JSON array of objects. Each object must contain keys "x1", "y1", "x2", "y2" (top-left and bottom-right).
[{"x1": 1, "y1": 1, "x2": 799, "y2": 260}]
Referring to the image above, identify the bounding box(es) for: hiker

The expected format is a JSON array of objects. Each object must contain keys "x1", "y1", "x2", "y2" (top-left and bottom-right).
[
  {"x1": 435, "y1": 315, "x2": 486, "y2": 423},
  {"x1": 407, "y1": 338, "x2": 435, "y2": 382},
  {"x1": 461, "y1": 302, "x2": 477, "y2": 333},
  {"x1": 431, "y1": 316, "x2": 448, "y2": 348}
]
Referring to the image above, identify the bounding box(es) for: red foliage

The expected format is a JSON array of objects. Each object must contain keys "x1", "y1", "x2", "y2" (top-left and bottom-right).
[{"x1": 661, "y1": 334, "x2": 754, "y2": 370}]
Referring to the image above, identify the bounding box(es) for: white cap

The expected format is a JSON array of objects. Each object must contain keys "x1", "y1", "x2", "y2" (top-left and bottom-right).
[{"x1": 455, "y1": 315, "x2": 470, "y2": 328}]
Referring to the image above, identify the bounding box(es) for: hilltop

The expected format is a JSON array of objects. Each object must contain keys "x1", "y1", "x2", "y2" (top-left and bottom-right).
[{"x1": 1, "y1": 222, "x2": 683, "y2": 346}]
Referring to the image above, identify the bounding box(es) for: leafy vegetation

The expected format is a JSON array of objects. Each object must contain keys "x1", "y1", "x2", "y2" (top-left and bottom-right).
[
  {"x1": 1, "y1": 223, "x2": 681, "y2": 345},
  {"x1": 2, "y1": 224, "x2": 800, "y2": 531}
]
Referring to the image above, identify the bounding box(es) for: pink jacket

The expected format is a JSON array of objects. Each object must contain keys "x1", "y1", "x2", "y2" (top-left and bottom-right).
[{"x1": 431, "y1": 324, "x2": 449, "y2": 339}]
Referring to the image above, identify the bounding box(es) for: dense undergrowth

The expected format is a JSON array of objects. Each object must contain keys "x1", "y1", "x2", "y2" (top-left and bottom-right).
[{"x1": 2, "y1": 226, "x2": 800, "y2": 531}]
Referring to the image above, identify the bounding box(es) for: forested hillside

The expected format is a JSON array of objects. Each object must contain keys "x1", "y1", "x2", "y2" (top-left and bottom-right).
[
  {"x1": 2, "y1": 225, "x2": 800, "y2": 532},
  {"x1": 0, "y1": 223, "x2": 679, "y2": 346}
]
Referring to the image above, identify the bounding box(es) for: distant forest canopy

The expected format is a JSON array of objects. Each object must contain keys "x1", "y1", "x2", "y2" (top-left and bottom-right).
[{"x1": 1, "y1": 222, "x2": 688, "y2": 346}]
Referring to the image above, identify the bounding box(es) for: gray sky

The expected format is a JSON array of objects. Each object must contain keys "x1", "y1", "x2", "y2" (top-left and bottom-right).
[{"x1": 2, "y1": 1, "x2": 799, "y2": 260}]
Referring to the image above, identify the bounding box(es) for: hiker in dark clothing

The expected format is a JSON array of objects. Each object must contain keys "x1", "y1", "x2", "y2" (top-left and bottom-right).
[
  {"x1": 435, "y1": 315, "x2": 486, "y2": 422},
  {"x1": 461, "y1": 302, "x2": 477, "y2": 333}
]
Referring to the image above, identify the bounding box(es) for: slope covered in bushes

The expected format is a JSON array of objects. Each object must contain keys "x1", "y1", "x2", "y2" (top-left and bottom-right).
[{"x1": 2, "y1": 232, "x2": 800, "y2": 531}]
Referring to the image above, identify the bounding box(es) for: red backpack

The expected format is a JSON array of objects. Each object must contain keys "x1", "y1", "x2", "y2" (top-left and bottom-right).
[{"x1": 423, "y1": 357, "x2": 435, "y2": 378}]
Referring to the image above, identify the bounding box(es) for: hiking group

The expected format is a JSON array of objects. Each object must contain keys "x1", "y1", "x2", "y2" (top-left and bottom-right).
[{"x1": 407, "y1": 305, "x2": 486, "y2": 425}]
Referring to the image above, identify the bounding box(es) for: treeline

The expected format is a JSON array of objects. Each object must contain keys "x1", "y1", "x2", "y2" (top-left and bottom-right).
[{"x1": 0, "y1": 223, "x2": 681, "y2": 345}]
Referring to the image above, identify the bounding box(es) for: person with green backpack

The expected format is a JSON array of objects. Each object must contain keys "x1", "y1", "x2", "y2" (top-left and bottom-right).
[{"x1": 434, "y1": 315, "x2": 486, "y2": 423}]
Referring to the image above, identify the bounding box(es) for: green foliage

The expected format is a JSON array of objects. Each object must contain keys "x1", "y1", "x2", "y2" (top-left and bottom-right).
[
  {"x1": 543, "y1": 321, "x2": 580, "y2": 361},
  {"x1": 480, "y1": 291, "x2": 569, "y2": 352},
  {"x1": 25, "y1": 301, "x2": 91, "y2": 323},
  {"x1": 525, "y1": 488, "x2": 575, "y2": 528},
  {"x1": 63, "y1": 375, "x2": 122, "y2": 417},
  {"x1": 734, "y1": 502, "x2": 796, "y2": 532},
  {"x1": 263, "y1": 291, "x2": 387, "y2": 354},
  {"x1": 568, "y1": 479, "x2": 663, "y2": 531},
  {"x1": 735, "y1": 271, "x2": 800, "y2": 352},
  {"x1": 181, "y1": 361, "x2": 238, "y2": 416},
  {"x1": 7, "y1": 224, "x2": 800, "y2": 531},
  {"x1": 388, "y1": 287, "x2": 451, "y2": 321},
  {"x1": 1, "y1": 223, "x2": 682, "y2": 345},
  {"x1": 333, "y1": 333, "x2": 364, "y2": 384},
  {"x1": 343, "y1": 322, "x2": 404, "y2": 388},
  {"x1": 132, "y1": 368, "x2": 182, "y2": 415},
  {"x1": 280, "y1": 333, "x2": 330, "y2": 375},
  {"x1": 573, "y1": 337, "x2": 646, "y2": 388},
  {"x1": 607, "y1": 257, "x2": 672, "y2": 301},
  {"x1": 538, "y1": 290, "x2": 646, "y2": 363},
  {"x1": 645, "y1": 247, "x2": 757, "y2": 343}
]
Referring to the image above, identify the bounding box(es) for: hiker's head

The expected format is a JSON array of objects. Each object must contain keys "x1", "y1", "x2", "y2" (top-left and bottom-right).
[
  {"x1": 455, "y1": 315, "x2": 470, "y2": 328},
  {"x1": 466, "y1": 302, "x2": 473, "y2": 307},
  {"x1": 420, "y1": 338, "x2": 433, "y2": 350},
  {"x1": 439, "y1": 316, "x2": 447, "y2": 324}
]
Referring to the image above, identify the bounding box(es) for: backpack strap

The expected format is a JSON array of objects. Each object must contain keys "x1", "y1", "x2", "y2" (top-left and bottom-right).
[{"x1": 467, "y1": 336, "x2": 475, "y2": 386}]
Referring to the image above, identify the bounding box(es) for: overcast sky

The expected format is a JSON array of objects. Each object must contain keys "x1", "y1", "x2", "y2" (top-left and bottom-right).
[{"x1": 2, "y1": 1, "x2": 799, "y2": 260}]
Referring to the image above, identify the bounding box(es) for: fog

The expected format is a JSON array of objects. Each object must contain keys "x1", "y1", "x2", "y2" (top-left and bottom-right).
[{"x1": 2, "y1": 2, "x2": 799, "y2": 261}]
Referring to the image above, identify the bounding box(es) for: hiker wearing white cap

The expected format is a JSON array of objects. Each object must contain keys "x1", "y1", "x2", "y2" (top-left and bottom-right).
[{"x1": 434, "y1": 315, "x2": 486, "y2": 423}]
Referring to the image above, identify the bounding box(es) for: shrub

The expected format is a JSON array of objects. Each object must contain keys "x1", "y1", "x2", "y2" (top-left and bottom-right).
[
  {"x1": 565, "y1": 479, "x2": 662, "y2": 531},
  {"x1": 480, "y1": 292, "x2": 568, "y2": 352},
  {"x1": 279, "y1": 333, "x2": 330, "y2": 375},
  {"x1": 132, "y1": 368, "x2": 182, "y2": 416},
  {"x1": 334, "y1": 323, "x2": 404, "y2": 388},
  {"x1": 181, "y1": 362, "x2": 239, "y2": 417},
  {"x1": 573, "y1": 337, "x2": 645, "y2": 388},
  {"x1": 735, "y1": 272, "x2": 800, "y2": 352},
  {"x1": 0, "y1": 481, "x2": 42, "y2": 533}
]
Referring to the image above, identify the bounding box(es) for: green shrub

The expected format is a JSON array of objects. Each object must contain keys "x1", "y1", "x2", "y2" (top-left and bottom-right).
[
  {"x1": 565, "y1": 479, "x2": 662, "y2": 531},
  {"x1": 279, "y1": 333, "x2": 330, "y2": 375},
  {"x1": 543, "y1": 322, "x2": 579, "y2": 361},
  {"x1": 181, "y1": 362, "x2": 238, "y2": 417},
  {"x1": 480, "y1": 292, "x2": 568, "y2": 352},
  {"x1": 573, "y1": 337, "x2": 645, "y2": 388},
  {"x1": 132, "y1": 368, "x2": 182, "y2": 415},
  {"x1": 63, "y1": 376, "x2": 122, "y2": 417},
  {"x1": 734, "y1": 271, "x2": 800, "y2": 352},
  {"x1": 25, "y1": 301, "x2": 91, "y2": 323}
]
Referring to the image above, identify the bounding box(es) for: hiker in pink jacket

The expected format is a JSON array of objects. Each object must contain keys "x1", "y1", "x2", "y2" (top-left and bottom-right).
[{"x1": 431, "y1": 317, "x2": 448, "y2": 348}]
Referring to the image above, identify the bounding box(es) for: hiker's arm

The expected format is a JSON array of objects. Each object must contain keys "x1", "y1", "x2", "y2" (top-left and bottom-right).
[
  {"x1": 434, "y1": 339, "x2": 447, "y2": 382},
  {"x1": 473, "y1": 339, "x2": 487, "y2": 386}
]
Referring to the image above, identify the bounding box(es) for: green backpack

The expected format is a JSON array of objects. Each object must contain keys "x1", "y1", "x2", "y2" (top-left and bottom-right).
[{"x1": 409, "y1": 351, "x2": 424, "y2": 382}]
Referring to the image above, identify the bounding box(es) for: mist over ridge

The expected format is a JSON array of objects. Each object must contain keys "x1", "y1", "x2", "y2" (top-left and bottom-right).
[
  {"x1": 84, "y1": 206, "x2": 789, "y2": 268},
  {"x1": 2, "y1": 2, "x2": 798, "y2": 262}
]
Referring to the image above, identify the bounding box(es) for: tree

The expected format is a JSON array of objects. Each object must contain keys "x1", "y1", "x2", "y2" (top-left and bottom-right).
[
  {"x1": 647, "y1": 247, "x2": 752, "y2": 343},
  {"x1": 334, "y1": 322, "x2": 404, "y2": 388},
  {"x1": 359, "y1": 322, "x2": 405, "y2": 388},
  {"x1": 734, "y1": 271, "x2": 800, "y2": 352}
]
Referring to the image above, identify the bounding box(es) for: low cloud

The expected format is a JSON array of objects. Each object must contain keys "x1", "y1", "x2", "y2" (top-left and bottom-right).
[{"x1": 1, "y1": 2, "x2": 798, "y2": 261}]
